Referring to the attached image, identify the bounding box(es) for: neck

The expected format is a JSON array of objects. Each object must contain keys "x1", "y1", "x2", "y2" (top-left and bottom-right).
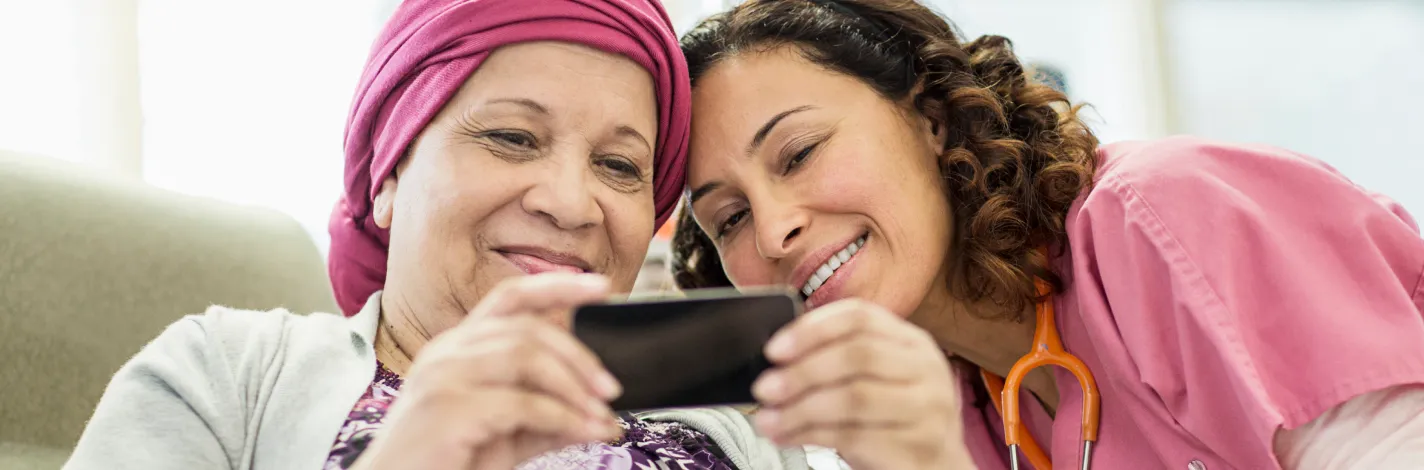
[
  {"x1": 374, "y1": 292, "x2": 435, "y2": 377},
  {"x1": 910, "y1": 286, "x2": 1060, "y2": 415}
]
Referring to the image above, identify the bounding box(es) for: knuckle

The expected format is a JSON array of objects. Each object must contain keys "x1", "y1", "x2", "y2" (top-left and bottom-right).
[
  {"x1": 516, "y1": 391, "x2": 542, "y2": 418},
  {"x1": 506, "y1": 316, "x2": 544, "y2": 337},
  {"x1": 846, "y1": 339, "x2": 876, "y2": 371},
  {"x1": 846, "y1": 383, "x2": 871, "y2": 413},
  {"x1": 507, "y1": 340, "x2": 543, "y2": 366}
]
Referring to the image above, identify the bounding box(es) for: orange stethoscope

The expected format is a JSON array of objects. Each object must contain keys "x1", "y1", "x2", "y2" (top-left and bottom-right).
[{"x1": 978, "y1": 270, "x2": 1102, "y2": 470}]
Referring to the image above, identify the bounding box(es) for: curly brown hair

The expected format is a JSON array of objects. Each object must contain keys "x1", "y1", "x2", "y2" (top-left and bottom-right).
[{"x1": 672, "y1": 0, "x2": 1100, "y2": 319}]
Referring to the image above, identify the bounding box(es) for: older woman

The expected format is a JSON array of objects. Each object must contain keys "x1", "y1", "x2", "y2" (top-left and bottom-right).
[{"x1": 62, "y1": 1, "x2": 802, "y2": 469}]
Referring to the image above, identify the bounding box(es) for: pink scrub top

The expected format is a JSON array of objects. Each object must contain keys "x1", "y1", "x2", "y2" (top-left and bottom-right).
[{"x1": 958, "y1": 136, "x2": 1424, "y2": 470}]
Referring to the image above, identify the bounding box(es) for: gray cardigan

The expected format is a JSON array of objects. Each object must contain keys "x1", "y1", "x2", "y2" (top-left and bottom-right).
[{"x1": 64, "y1": 293, "x2": 808, "y2": 470}]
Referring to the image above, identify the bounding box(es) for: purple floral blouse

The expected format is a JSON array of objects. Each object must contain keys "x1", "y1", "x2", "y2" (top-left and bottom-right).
[{"x1": 324, "y1": 362, "x2": 738, "y2": 469}]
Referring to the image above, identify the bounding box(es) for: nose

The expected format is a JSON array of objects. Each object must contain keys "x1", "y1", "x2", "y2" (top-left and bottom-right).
[
  {"x1": 753, "y1": 196, "x2": 808, "y2": 260},
  {"x1": 521, "y1": 156, "x2": 603, "y2": 230}
]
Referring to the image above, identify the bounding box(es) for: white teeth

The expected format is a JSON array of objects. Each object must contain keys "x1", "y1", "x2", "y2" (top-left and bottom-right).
[{"x1": 801, "y1": 235, "x2": 867, "y2": 298}]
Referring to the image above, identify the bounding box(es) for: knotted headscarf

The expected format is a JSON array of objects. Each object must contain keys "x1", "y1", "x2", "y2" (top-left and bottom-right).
[{"x1": 328, "y1": 0, "x2": 690, "y2": 315}]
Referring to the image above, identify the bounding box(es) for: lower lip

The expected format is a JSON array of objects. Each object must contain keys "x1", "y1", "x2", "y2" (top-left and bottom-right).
[
  {"x1": 805, "y1": 237, "x2": 866, "y2": 310},
  {"x1": 498, "y1": 251, "x2": 584, "y2": 275}
]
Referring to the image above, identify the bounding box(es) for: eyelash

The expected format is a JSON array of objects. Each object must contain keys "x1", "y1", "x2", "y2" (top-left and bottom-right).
[
  {"x1": 596, "y1": 156, "x2": 644, "y2": 180},
  {"x1": 784, "y1": 141, "x2": 818, "y2": 173},
  {"x1": 715, "y1": 209, "x2": 747, "y2": 240},
  {"x1": 483, "y1": 130, "x2": 538, "y2": 150}
]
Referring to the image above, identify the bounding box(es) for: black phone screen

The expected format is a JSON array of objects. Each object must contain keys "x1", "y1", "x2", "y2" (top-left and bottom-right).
[{"x1": 572, "y1": 289, "x2": 800, "y2": 411}]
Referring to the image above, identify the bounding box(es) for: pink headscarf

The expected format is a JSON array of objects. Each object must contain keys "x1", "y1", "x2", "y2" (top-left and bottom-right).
[{"x1": 328, "y1": 0, "x2": 691, "y2": 315}]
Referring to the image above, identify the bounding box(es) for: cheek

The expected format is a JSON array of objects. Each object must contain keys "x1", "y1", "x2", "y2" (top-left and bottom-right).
[
  {"x1": 427, "y1": 163, "x2": 511, "y2": 230},
  {"x1": 800, "y1": 155, "x2": 883, "y2": 213},
  {"x1": 824, "y1": 135, "x2": 948, "y2": 225},
  {"x1": 720, "y1": 241, "x2": 774, "y2": 287},
  {"x1": 397, "y1": 152, "x2": 520, "y2": 260},
  {"x1": 602, "y1": 192, "x2": 656, "y2": 282}
]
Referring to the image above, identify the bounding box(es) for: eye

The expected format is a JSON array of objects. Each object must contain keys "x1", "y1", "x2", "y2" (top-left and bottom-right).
[
  {"x1": 784, "y1": 142, "x2": 818, "y2": 173},
  {"x1": 484, "y1": 130, "x2": 538, "y2": 149},
  {"x1": 716, "y1": 209, "x2": 748, "y2": 239},
  {"x1": 596, "y1": 156, "x2": 644, "y2": 180}
]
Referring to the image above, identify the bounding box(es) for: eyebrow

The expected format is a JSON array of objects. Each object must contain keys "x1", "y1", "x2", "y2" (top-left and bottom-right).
[
  {"x1": 689, "y1": 181, "x2": 722, "y2": 205},
  {"x1": 615, "y1": 125, "x2": 653, "y2": 156},
  {"x1": 745, "y1": 105, "x2": 816, "y2": 157},
  {"x1": 487, "y1": 97, "x2": 550, "y2": 114},
  {"x1": 690, "y1": 105, "x2": 816, "y2": 205}
]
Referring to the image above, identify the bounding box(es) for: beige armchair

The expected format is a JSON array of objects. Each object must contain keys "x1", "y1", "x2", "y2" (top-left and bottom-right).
[{"x1": 0, "y1": 150, "x2": 338, "y2": 468}]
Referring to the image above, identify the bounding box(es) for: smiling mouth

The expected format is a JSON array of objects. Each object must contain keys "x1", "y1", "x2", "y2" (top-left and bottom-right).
[
  {"x1": 801, "y1": 233, "x2": 868, "y2": 298},
  {"x1": 495, "y1": 248, "x2": 592, "y2": 275}
]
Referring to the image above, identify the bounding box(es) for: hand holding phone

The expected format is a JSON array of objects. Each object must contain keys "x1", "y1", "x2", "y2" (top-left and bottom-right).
[{"x1": 572, "y1": 288, "x2": 801, "y2": 411}]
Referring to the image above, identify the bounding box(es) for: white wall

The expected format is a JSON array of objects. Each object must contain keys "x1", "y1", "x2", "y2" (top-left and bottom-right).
[
  {"x1": 1165, "y1": 0, "x2": 1424, "y2": 214},
  {"x1": 925, "y1": 0, "x2": 1173, "y2": 144},
  {"x1": 0, "y1": 0, "x2": 143, "y2": 175},
  {"x1": 137, "y1": 0, "x2": 380, "y2": 253},
  {"x1": 667, "y1": 0, "x2": 736, "y2": 34},
  {"x1": 929, "y1": 0, "x2": 1424, "y2": 214}
]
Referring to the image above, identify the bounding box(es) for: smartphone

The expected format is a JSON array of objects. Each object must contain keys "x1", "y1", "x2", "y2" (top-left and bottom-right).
[{"x1": 572, "y1": 288, "x2": 802, "y2": 412}]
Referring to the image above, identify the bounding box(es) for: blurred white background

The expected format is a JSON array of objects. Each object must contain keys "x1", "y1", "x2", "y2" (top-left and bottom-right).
[{"x1": 2, "y1": 0, "x2": 1421, "y2": 278}]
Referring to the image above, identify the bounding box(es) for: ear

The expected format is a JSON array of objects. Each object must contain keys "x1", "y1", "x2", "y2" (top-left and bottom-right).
[
  {"x1": 372, "y1": 175, "x2": 399, "y2": 229},
  {"x1": 922, "y1": 112, "x2": 948, "y2": 152},
  {"x1": 905, "y1": 86, "x2": 948, "y2": 152}
]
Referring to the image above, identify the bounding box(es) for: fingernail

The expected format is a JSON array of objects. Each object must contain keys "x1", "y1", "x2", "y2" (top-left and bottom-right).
[
  {"x1": 752, "y1": 373, "x2": 783, "y2": 401},
  {"x1": 766, "y1": 335, "x2": 793, "y2": 360},
  {"x1": 596, "y1": 373, "x2": 622, "y2": 399}
]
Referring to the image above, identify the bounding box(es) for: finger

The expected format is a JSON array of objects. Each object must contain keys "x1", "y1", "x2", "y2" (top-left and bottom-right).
[
  {"x1": 752, "y1": 335, "x2": 920, "y2": 406},
  {"x1": 468, "y1": 387, "x2": 622, "y2": 444},
  {"x1": 754, "y1": 380, "x2": 924, "y2": 439},
  {"x1": 764, "y1": 299, "x2": 907, "y2": 363},
  {"x1": 465, "y1": 316, "x2": 623, "y2": 400},
  {"x1": 521, "y1": 317, "x2": 623, "y2": 400},
  {"x1": 453, "y1": 333, "x2": 614, "y2": 419},
  {"x1": 471, "y1": 273, "x2": 611, "y2": 319}
]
